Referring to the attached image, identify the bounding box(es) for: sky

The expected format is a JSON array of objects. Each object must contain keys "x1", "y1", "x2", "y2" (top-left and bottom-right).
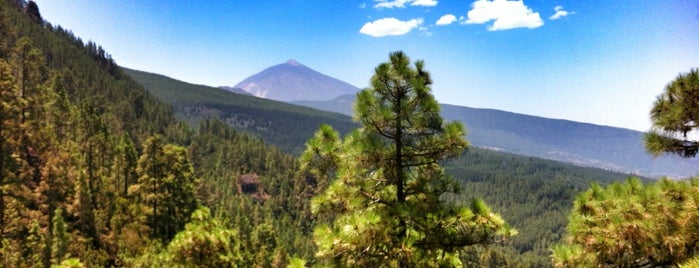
[{"x1": 33, "y1": 0, "x2": 699, "y2": 131}]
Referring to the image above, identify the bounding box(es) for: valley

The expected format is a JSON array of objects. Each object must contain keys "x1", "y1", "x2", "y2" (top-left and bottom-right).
[
  {"x1": 125, "y1": 66, "x2": 639, "y2": 266},
  {"x1": 2, "y1": 1, "x2": 697, "y2": 267}
]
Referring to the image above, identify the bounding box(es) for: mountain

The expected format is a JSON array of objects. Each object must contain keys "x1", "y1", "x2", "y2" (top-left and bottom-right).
[
  {"x1": 127, "y1": 65, "x2": 665, "y2": 179},
  {"x1": 225, "y1": 59, "x2": 699, "y2": 178},
  {"x1": 292, "y1": 95, "x2": 699, "y2": 178},
  {"x1": 229, "y1": 59, "x2": 359, "y2": 101},
  {"x1": 123, "y1": 68, "x2": 356, "y2": 153}
]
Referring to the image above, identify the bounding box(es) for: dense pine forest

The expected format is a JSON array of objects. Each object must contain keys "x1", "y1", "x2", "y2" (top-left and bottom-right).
[
  {"x1": 0, "y1": 0, "x2": 312, "y2": 266},
  {"x1": 2, "y1": 1, "x2": 699, "y2": 267}
]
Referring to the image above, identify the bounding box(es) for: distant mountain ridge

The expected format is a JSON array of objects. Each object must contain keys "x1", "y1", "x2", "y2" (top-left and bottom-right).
[
  {"x1": 206, "y1": 61, "x2": 699, "y2": 178},
  {"x1": 440, "y1": 104, "x2": 699, "y2": 178},
  {"x1": 228, "y1": 59, "x2": 359, "y2": 101},
  {"x1": 292, "y1": 97, "x2": 699, "y2": 178}
]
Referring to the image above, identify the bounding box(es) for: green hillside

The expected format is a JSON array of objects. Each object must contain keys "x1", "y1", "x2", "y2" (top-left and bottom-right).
[
  {"x1": 0, "y1": 1, "x2": 317, "y2": 266},
  {"x1": 446, "y1": 148, "x2": 635, "y2": 265},
  {"x1": 124, "y1": 68, "x2": 356, "y2": 153}
]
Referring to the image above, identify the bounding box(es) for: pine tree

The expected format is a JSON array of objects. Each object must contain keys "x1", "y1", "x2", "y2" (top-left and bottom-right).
[
  {"x1": 0, "y1": 38, "x2": 52, "y2": 265},
  {"x1": 131, "y1": 135, "x2": 198, "y2": 243},
  {"x1": 112, "y1": 133, "x2": 137, "y2": 197},
  {"x1": 552, "y1": 177, "x2": 699, "y2": 267},
  {"x1": 51, "y1": 207, "x2": 69, "y2": 264},
  {"x1": 24, "y1": 219, "x2": 46, "y2": 267},
  {"x1": 251, "y1": 221, "x2": 277, "y2": 265},
  {"x1": 162, "y1": 207, "x2": 242, "y2": 267},
  {"x1": 72, "y1": 171, "x2": 98, "y2": 248},
  {"x1": 0, "y1": 58, "x2": 22, "y2": 237},
  {"x1": 304, "y1": 51, "x2": 515, "y2": 267},
  {"x1": 24, "y1": 1, "x2": 42, "y2": 24},
  {"x1": 645, "y1": 68, "x2": 699, "y2": 157}
]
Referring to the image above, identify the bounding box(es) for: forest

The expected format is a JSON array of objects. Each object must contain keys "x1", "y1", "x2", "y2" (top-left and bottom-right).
[{"x1": 1, "y1": 1, "x2": 699, "y2": 267}]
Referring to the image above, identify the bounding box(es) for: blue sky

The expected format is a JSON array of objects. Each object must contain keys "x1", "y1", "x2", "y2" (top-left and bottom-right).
[{"x1": 34, "y1": 0, "x2": 698, "y2": 131}]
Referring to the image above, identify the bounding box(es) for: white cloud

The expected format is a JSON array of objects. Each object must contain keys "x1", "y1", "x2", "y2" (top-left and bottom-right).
[
  {"x1": 464, "y1": 0, "x2": 543, "y2": 31},
  {"x1": 549, "y1": 5, "x2": 572, "y2": 20},
  {"x1": 419, "y1": 26, "x2": 433, "y2": 36},
  {"x1": 359, "y1": 18, "x2": 424, "y2": 37},
  {"x1": 411, "y1": 0, "x2": 438, "y2": 7},
  {"x1": 436, "y1": 14, "x2": 457, "y2": 26},
  {"x1": 374, "y1": 0, "x2": 410, "y2": 8},
  {"x1": 373, "y1": 0, "x2": 437, "y2": 9}
]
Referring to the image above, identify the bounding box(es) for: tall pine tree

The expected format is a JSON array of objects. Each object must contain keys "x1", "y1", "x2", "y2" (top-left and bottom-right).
[
  {"x1": 131, "y1": 135, "x2": 198, "y2": 243},
  {"x1": 304, "y1": 51, "x2": 515, "y2": 267}
]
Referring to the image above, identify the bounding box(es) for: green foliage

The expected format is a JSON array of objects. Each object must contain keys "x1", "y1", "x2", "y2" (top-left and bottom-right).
[
  {"x1": 162, "y1": 207, "x2": 242, "y2": 267},
  {"x1": 50, "y1": 258, "x2": 84, "y2": 268},
  {"x1": 131, "y1": 135, "x2": 199, "y2": 243},
  {"x1": 51, "y1": 208, "x2": 70, "y2": 264},
  {"x1": 446, "y1": 147, "x2": 633, "y2": 266},
  {"x1": 25, "y1": 219, "x2": 47, "y2": 267},
  {"x1": 287, "y1": 257, "x2": 307, "y2": 268},
  {"x1": 680, "y1": 256, "x2": 699, "y2": 268},
  {"x1": 305, "y1": 51, "x2": 514, "y2": 267},
  {"x1": 187, "y1": 118, "x2": 318, "y2": 265},
  {"x1": 298, "y1": 124, "x2": 341, "y2": 198},
  {"x1": 0, "y1": 1, "x2": 178, "y2": 265},
  {"x1": 645, "y1": 68, "x2": 699, "y2": 157},
  {"x1": 553, "y1": 177, "x2": 699, "y2": 267}
]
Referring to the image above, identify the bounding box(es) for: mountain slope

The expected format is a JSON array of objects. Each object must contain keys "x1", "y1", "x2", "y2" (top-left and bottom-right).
[
  {"x1": 230, "y1": 59, "x2": 359, "y2": 101},
  {"x1": 123, "y1": 68, "x2": 357, "y2": 153},
  {"x1": 445, "y1": 147, "x2": 637, "y2": 265},
  {"x1": 441, "y1": 104, "x2": 698, "y2": 178},
  {"x1": 293, "y1": 96, "x2": 699, "y2": 178}
]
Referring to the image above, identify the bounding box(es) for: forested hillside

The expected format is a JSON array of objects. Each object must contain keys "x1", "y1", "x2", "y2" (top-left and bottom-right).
[
  {"x1": 0, "y1": 1, "x2": 317, "y2": 266},
  {"x1": 0, "y1": 1, "x2": 654, "y2": 267},
  {"x1": 445, "y1": 148, "x2": 634, "y2": 265},
  {"x1": 124, "y1": 68, "x2": 356, "y2": 154}
]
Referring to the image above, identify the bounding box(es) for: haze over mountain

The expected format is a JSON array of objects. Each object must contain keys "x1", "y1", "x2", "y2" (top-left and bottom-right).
[
  {"x1": 228, "y1": 59, "x2": 359, "y2": 102},
  {"x1": 218, "y1": 86, "x2": 252, "y2": 96}
]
